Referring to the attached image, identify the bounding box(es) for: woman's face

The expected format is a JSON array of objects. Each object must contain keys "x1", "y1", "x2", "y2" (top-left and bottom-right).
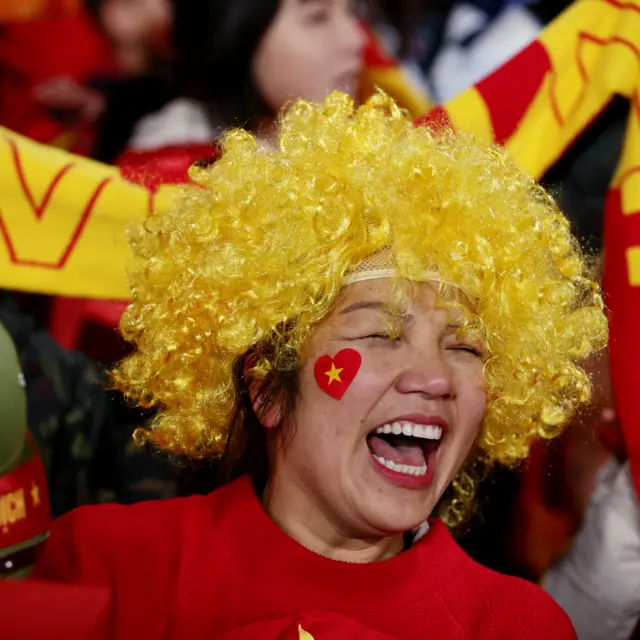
[
  {"x1": 268, "y1": 279, "x2": 486, "y2": 538},
  {"x1": 252, "y1": 0, "x2": 365, "y2": 111},
  {"x1": 100, "y1": 0, "x2": 172, "y2": 50}
]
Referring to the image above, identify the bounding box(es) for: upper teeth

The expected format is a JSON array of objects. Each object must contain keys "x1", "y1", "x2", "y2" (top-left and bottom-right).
[{"x1": 374, "y1": 421, "x2": 443, "y2": 440}]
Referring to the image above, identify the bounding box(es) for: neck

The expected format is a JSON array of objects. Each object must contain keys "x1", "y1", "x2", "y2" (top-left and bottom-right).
[
  {"x1": 113, "y1": 44, "x2": 149, "y2": 76},
  {"x1": 261, "y1": 473, "x2": 404, "y2": 564}
]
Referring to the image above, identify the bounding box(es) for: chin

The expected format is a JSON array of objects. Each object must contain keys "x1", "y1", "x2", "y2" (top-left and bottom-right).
[
  {"x1": 331, "y1": 73, "x2": 359, "y2": 99},
  {"x1": 362, "y1": 493, "x2": 434, "y2": 536}
]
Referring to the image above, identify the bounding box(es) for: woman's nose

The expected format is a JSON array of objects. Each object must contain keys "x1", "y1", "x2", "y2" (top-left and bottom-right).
[{"x1": 394, "y1": 351, "x2": 455, "y2": 400}]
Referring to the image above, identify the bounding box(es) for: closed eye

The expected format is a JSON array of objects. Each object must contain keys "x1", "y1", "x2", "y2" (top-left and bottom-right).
[
  {"x1": 448, "y1": 345, "x2": 484, "y2": 358},
  {"x1": 360, "y1": 332, "x2": 402, "y2": 342},
  {"x1": 303, "y1": 4, "x2": 331, "y2": 24}
]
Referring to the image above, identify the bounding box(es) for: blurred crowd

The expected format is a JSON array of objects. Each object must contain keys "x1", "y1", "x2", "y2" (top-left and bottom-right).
[
  {"x1": 1, "y1": 0, "x2": 577, "y2": 160},
  {"x1": 0, "y1": 0, "x2": 637, "y2": 638}
]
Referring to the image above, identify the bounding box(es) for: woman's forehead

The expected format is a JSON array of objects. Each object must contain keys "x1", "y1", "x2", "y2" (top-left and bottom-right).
[{"x1": 336, "y1": 279, "x2": 470, "y2": 314}]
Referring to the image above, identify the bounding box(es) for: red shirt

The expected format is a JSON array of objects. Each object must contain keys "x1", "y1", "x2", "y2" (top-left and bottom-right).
[{"x1": 5, "y1": 476, "x2": 576, "y2": 638}]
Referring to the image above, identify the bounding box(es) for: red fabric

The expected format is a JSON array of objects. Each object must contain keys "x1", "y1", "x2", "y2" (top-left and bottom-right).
[
  {"x1": 219, "y1": 612, "x2": 397, "y2": 639},
  {"x1": 414, "y1": 106, "x2": 454, "y2": 133},
  {"x1": 8, "y1": 476, "x2": 579, "y2": 639},
  {"x1": 0, "y1": 580, "x2": 109, "y2": 639},
  {"x1": 361, "y1": 21, "x2": 397, "y2": 68},
  {"x1": 118, "y1": 144, "x2": 220, "y2": 190},
  {"x1": 0, "y1": 11, "x2": 115, "y2": 154},
  {"x1": 48, "y1": 297, "x2": 128, "y2": 350},
  {"x1": 475, "y1": 40, "x2": 552, "y2": 145},
  {"x1": 603, "y1": 187, "x2": 640, "y2": 495}
]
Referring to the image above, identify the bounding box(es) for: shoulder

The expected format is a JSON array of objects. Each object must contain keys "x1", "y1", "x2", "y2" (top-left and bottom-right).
[
  {"x1": 53, "y1": 476, "x2": 245, "y2": 537},
  {"x1": 35, "y1": 479, "x2": 245, "y2": 584},
  {"x1": 474, "y1": 571, "x2": 576, "y2": 637},
  {"x1": 424, "y1": 522, "x2": 576, "y2": 638},
  {"x1": 30, "y1": 480, "x2": 250, "y2": 636},
  {"x1": 128, "y1": 98, "x2": 216, "y2": 151}
]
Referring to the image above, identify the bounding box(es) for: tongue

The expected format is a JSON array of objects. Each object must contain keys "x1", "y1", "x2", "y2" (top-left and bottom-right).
[{"x1": 368, "y1": 435, "x2": 426, "y2": 467}]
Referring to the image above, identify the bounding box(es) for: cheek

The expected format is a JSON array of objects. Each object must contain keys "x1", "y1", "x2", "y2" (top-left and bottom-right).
[
  {"x1": 456, "y1": 367, "x2": 487, "y2": 436},
  {"x1": 288, "y1": 365, "x2": 359, "y2": 464},
  {"x1": 253, "y1": 29, "x2": 335, "y2": 108},
  {"x1": 347, "y1": 357, "x2": 393, "y2": 406},
  {"x1": 102, "y1": 6, "x2": 145, "y2": 43}
]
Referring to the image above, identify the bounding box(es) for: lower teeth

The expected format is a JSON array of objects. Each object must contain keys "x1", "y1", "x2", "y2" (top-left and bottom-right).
[{"x1": 372, "y1": 454, "x2": 427, "y2": 477}]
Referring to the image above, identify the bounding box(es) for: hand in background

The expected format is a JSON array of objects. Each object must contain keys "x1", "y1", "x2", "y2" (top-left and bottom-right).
[{"x1": 33, "y1": 76, "x2": 105, "y2": 123}]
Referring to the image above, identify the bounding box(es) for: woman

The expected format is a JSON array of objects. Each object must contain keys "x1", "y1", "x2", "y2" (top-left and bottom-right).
[
  {"x1": 542, "y1": 348, "x2": 640, "y2": 640},
  {"x1": 125, "y1": 0, "x2": 365, "y2": 153},
  {"x1": 28, "y1": 92, "x2": 606, "y2": 638},
  {"x1": 544, "y1": 458, "x2": 640, "y2": 640}
]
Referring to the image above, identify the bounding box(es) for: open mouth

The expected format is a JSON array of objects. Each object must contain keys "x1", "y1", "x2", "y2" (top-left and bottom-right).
[{"x1": 366, "y1": 420, "x2": 444, "y2": 478}]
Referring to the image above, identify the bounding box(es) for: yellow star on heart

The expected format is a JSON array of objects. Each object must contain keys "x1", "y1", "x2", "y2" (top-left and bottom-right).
[
  {"x1": 324, "y1": 362, "x2": 343, "y2": 385},
  {"x1": 299, "y1": 626, "x2": 315, "y2": 639}
]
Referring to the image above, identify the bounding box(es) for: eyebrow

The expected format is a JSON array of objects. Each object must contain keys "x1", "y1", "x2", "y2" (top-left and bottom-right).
[
  {"x1": 338, "y1": 304, "x2": 469, "y2": 331},
  {"x1": 338, "y1": 301, "x2": 392, "y2": 316},
  {"x1": 337, "y1": 301, "x2": 415, "y2": 317}
]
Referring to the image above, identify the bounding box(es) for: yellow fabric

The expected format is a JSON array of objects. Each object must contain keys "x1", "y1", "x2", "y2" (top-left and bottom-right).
[
  {"x1": 361, "y1": 66, "x2": 432, "y2": 118},
  {"x1": 445, "y1": 87, "x2": 494, "y2": 142},
  {"x1": 298, "y1": 626, "x2": 315, "y2": 640},
  {"x1": 507, "y1": 0, "x2": 639, "y2": 180},
  {"x1": 0, "y1": 128, "x2": 179, "y2": 299},
  {"x1": 0, "y1": 0, "x2": 637, "y2": 298},
  {"x1": 359, "y1": 24, "x2": 432, "y2": 118},
  {"x1": 442, "y1": 0, "x2": 640, "y2": 273},
  {"x1": 441, "y1": 0, "x2": 639, "y2": 183}
]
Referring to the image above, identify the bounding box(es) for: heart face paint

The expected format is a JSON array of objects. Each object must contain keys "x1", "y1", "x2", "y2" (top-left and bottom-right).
[{"x1": 313, "y1": 348, "x2": 362, "y2": 400}]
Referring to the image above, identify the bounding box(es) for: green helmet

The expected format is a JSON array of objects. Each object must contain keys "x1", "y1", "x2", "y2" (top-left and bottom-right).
[
  {"x1": 0, "y1": 322, "x2": 49, "y2": 578},
  {"x1": 0, "y1": 321, "x2": 28, "y2": 478}
]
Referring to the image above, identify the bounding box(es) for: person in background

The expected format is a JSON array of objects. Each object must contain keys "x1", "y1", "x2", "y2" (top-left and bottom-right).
[
  {"x1": 0, "y1": 0, "x2": 171, "y2": 155},
  {"x1": 544, "y1": 458, "x2": 640, "y2": 640},
  {"x1": 542, "y1": 347, "x2": 640, "y2": 640},
  {"x1": 87, "y1": 0, "x2": 171, "y2": 76},
  {"x1": 121, "y1": 0, "x2": 365, "y2": 166}
]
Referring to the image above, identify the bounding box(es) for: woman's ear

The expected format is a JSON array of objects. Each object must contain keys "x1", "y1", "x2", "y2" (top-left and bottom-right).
[{"x1": 248, "y1": 380, "x2": 282, "y2": 429}]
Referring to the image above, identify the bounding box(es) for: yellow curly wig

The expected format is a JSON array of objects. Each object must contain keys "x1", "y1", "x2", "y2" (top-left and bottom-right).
[{"x1": 113, "y1": 92, "x2": 607, "y2": 514}]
